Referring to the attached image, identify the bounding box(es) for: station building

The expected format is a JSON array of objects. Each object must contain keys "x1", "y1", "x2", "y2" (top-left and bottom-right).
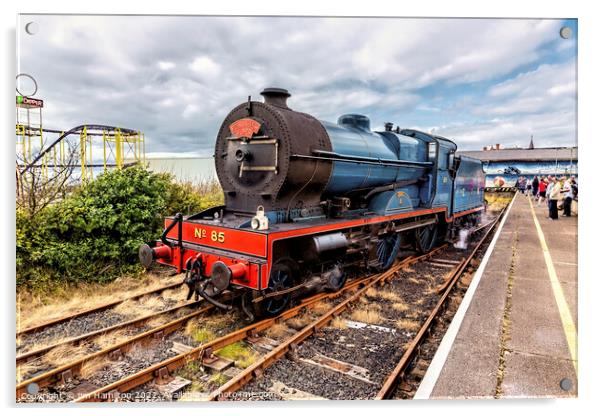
[{"x1": 459, "y1": 143, "x2": 578, "y2": 187}]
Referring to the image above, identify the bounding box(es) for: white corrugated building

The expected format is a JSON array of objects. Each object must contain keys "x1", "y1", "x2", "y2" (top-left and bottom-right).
[{"x1": 144, "y1": 156, "x2": 217, "y2": 183}]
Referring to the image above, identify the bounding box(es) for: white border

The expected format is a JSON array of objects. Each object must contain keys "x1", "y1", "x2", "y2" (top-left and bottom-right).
[
  {"x1": 3, "y1": 2, "x2": 600, "y2": 415},
  {"x1": 414, "y1": 191, "x2": 518, "y2": 399}
]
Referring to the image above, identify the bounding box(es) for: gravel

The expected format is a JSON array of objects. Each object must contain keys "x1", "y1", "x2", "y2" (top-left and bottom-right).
[{"x1": 235, "y1": 358, "x2": 379, "y2": 400}]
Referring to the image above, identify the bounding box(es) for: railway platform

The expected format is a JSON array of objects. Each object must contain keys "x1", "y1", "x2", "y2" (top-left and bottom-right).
[{"x1": 415, "y1": 193, "x2": 578, "y2": 399}]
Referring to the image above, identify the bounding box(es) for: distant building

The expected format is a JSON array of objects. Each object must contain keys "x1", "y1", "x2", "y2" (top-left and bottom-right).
[
  {"x1": 459, "y1": 145, "x2": 578, "y2": 187},
  {"x1": 144, "y1": 156, "x2": 217, "y2": 183}
]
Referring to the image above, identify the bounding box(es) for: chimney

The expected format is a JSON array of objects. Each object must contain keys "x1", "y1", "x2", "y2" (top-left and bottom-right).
[
  {"x1": 260, "y1": 87, "x2": 291, "y2": 109},
  {"x1": 495, "y1": 143, "x2": 500, "y2": 150}
]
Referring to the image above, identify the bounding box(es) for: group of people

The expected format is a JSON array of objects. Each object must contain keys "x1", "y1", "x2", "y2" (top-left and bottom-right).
[{"x1": 515, "y1": 175, "x2": 578, "y2": 220}]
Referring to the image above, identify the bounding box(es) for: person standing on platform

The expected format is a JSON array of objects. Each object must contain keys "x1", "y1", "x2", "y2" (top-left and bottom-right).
[
  {"x1": 526, "y1": 178, "x2": 532, "y2": 197},
  {"x1": 532, "y1": 176, "x2": 539, "y2": 200},
  {"x1": 546, "y1": 176, "x2": 554, "y2": 205},
  {"x1": 516, "y1": 177, "x2": 524, "y2": 194},
  {"x1": 548, "y1": 177, "x2": 561, "y2": 220},
  {"x1": 538, "y1": 177, "x2": 547, "y2": 206},
  {"x1": 562, "y1": 178, "x2": 575, "y2": 217}
]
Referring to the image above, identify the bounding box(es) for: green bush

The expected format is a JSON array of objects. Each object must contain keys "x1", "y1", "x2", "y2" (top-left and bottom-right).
[{"x1": 16, "y1": 166, "x2": 223, "y2": 289}]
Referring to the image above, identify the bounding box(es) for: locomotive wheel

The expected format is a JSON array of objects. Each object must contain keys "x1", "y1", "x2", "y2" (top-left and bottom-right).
[
  {"x1": 415, "y1": 223, "x2": 438, "y2": 253},
  {"x1": 247, "y1": 259, "x2": 297, "y2": 320},
  {"x1": 374, "y1": 233, "x2": 402, "y2": 271}
]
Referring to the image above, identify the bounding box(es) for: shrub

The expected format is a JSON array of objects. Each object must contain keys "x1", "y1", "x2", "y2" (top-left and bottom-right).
[{"x1": 16, "y1": 166, "x2": 223, "y2": 290}]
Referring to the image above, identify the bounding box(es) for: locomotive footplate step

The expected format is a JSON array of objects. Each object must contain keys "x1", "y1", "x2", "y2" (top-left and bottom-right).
[
  {"x1": 154, "y1": 376, "x2": 192, "y2": 400},
  {"x1": 416, "y1": 194, "x2": 578, "y2": 399},
  {"x1": 269, "y1": 380, "x2": 328, "y2": 400}
]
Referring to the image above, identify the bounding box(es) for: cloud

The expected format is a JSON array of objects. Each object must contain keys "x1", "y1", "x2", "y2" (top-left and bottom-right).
[
  {"x1": 424, "y1": 109, "x2": 576, "y2": 150},
  {"x1": 158, "y1": 61, "x2": 175, "y2": 71},
  {"x1": 189, "y1": 56, "x2": 221, "y2": 79},
  {"x1": 17, "y1": 15, "x2": 576, "y2": 158}
]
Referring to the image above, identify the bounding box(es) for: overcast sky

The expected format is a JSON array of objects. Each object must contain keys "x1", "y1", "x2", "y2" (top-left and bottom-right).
[{"x1": 17, "y1": 15, "x2": 577, "y2": 157}]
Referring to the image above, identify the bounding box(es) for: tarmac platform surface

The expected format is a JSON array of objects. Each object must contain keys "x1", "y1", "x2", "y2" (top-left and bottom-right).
[{"x1": 416, "y1": 193, "x2": 578, "y2": 399}]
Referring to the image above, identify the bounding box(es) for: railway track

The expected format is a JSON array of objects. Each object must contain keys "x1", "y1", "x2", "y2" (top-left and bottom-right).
[
  {"x1": 376, "y1": 207, "x2": 505, "y2": 399},
  {"x1": 15, "y1": 299, "x2": 221, "y2": 397},
  {"x1": 16, "y1": 205, "x2": 508, "y2": 402},
  {"x1": 16, "y1": 298, "x2": 205, "y2": 367},
  {"x1": 17, "y1": 280, "x2": 184, "y2": 337}
]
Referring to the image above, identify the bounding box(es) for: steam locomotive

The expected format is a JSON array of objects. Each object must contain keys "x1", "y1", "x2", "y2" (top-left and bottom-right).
[{"x1": 139, "y1": 88, "x2": 485, "y2": 320}]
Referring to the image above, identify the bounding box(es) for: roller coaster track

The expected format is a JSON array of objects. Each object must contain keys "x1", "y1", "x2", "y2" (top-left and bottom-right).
[{"x1": 19, "y1": 124, "x2": 138, "y2": 176}]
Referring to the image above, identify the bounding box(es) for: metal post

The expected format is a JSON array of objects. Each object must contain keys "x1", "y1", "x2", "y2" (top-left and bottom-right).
[
  {"x1": 60, "y1": 133, "x2": 64, "y2": 166},
  {"x1": 115, "y1": 129, "x2": 122, "y2": 168},
  {"x1": 103, "y1": 131, "x2": 107, "y2": 171},
  {"x1": 80, "y1": 126, "x2": 87, "y2": 182}
]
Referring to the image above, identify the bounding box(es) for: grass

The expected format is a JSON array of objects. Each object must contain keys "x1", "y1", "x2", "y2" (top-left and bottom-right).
[
  {"x1": 395, "y1": 319, "x2": 421, "y2": 332},
  {"x1": 138, "y1": 295, "x2": 166, "y2": 312},
  {"x1": 358, "y1": 295, "x2": 370, "y2": 304},
  {"x1": 146, "y1": 314, "x2": 170, "y2": 327},
  {"x1": 79, "y1": 357, "x2": 109, "y2": 378},
  {"x1": 407, "y1": 277, "x2": 421, "y2": 285},
  {"x1": 112, "y1": 300, "x2": 138, "y2": 318},
  {"x1": 460, "y1": 273, "x2": 473, "y2": 287},
  {"x1": 216, "y1": 341, "x2": 257, "y2": 369},
  {"x1": 424, "y1": 284, "x2": 440, "y2": 296},
  {"x1": 112, "y1": 294, "x2": 168, "y2": 320},
  {"x1": 160, "y1": 287, "x2": 187, "y2": 304},
  {"x1": 177, "y1": 360, "x2": 204, "y2": 382},
  {"x1": 423, "y1": 273, "x2": 436, "y2": 283},
  {"x1": 391, "y1": 301, "x2": 410, "y2": 312},
  {"x1": 193, "y1": 328, "x2": 217, "y2": 344},
  {"x1": 43, "y1": 343, "x2": 90, "y2": 367},
  {"x1": 448, "y1": 294, "x2": 463, "y2": 309},
  {"x1": 93, "y1": 329, "x2": 130, "y2": 350},
  {"x1": 209, "y1": 372, "x2": 229, "y2": 386},
  {"x1": 189, "y1": 380, "x2": 206, "y2": 392},
  {"x1": 365, "y1": 287, "x2": 379, "y2": 298},
  {"x1": 183, "y1": 311, "x2": 238, "y2": 345},
  {"x1": 16, "y1": 359, "x2": 44, "y2": 382},
  {"x1": 375, "y1": 289, "x2": 403, "y2": 302},
  {"x1": 311, "y1": 300, "x2": 332, "y2": 315},
  {"x1": 185, "y1": 320, "x2": 217, "y2": 344},
  {"x1": 350, "y1": 306, "x2": 383, "y2": 325},
  {"x1": 329, "y1": 316, "x2": 348, "y2": 329},
  {"x1": 286, "y1": 313, "x2": 313, "y2": 329},
  {"x1": 363, "y1": 288, "x2": 404, "y2": 306},
  {"x1": 17, "y1": 332, "x2": 71, "y2": 354},
  {"x1": 264, "y1": 322, "x2": 289, "y2": 339}
]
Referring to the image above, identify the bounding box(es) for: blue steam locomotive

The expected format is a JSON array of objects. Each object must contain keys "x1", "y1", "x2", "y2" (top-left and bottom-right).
[{"x1": 141, "y1": 87, "x2": 486, "y2": 319}]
